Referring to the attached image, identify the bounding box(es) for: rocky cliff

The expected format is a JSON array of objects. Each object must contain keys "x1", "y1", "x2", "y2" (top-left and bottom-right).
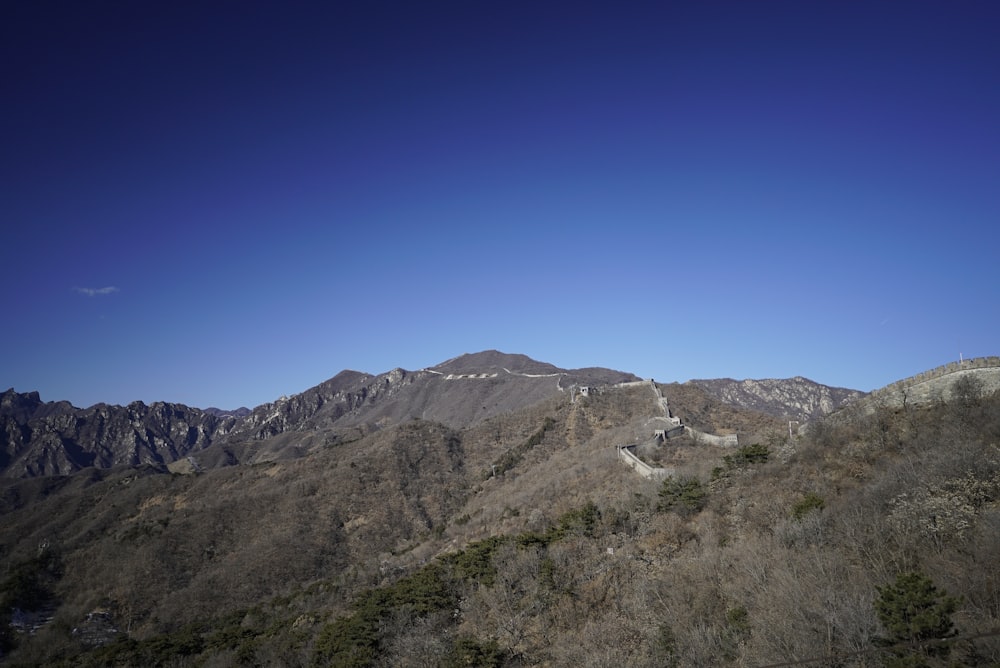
[
  {"x1": 686, "y1": 376, "x2": 865, "y2": 422},
  {"x1": 1, "y1": 389, "x2": 235, "y2": 478}
]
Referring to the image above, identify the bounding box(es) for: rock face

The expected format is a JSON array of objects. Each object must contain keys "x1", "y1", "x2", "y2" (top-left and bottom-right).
[
  {"x1": 686, "y1": 376, "x2": 865, "y2": 422},
  {"x1": 1, "y1": 388, "x2": 234, "y2": 478},
  {"x1": 202, "y1": 406, "x2": 252, "y2": 419}
]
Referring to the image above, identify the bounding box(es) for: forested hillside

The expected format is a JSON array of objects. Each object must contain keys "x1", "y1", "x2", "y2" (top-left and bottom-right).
[{"x1": 1, "y1": 377, "x2": 998, "y2": 666}]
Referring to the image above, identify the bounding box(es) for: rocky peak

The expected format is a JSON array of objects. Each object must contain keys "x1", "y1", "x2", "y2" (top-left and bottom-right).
[
  {"x1": 0, "y1": 394, "x2": 231, "y2": 478},
  {"x1": 432, "y1": 351, "x2": 562, "y2": 375},
  {"x1": 2, "y1": 389, "x2": 77, "y2": 422},
  {"x1": 229, "y1": 366, "x2": 420, "y2": 441},
  {"x1": 2, "y1": 388, "x2": 44, "y2": 420}
]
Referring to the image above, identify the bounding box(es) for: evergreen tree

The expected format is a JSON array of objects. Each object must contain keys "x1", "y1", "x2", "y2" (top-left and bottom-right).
[
  {"x1": 657, "y1": 476, "x2": 707, "y2": 515},
  {"x1": 874, "y1": 571, "x2": 959, "y2": 666}
]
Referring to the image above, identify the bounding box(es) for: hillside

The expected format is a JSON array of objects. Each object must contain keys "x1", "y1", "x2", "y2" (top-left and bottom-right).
[
  {"x1": 686, "y1": 376, "x2": 864, "y2": 422},
  {"x1": 6, "y1": 350, "x2": 870, "y2": 479},
  {"x1": 1, "y1": 356, "x2": 998, "y2": 666},
  {"x1": 0, "y1": 351, "x2": 639, "y2": 479}
]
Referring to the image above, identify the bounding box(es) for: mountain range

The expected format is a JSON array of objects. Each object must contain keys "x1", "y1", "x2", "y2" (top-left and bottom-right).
[
  {"x1": 1, "y1": 350, "x2": 999, "y2": 666},
  {"x1": 1, "y1": 350, "x2": 860, "y2": 479}
]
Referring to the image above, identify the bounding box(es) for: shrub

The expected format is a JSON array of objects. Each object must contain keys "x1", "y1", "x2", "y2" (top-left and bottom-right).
[
  {"x1": 313, "y1": 559, "x2": 461, "y2": 666},
  {"x1": 553, "y1": 501, "x2": 600, "y2": 539},
  {"x1": 313, "y1": 610, "x2": 380, "y2": 667},
  {"x1": 653, "y1": 624, "x2": 680, "y2": 668},
  {"x1": 442, "y1": 535, "x2": 507, "y2": 587},
  {"x1": 444, "y1": 635, "x2": 504, "y2": 667},
  {"x1": 722, "y1": 605, "x2": 752, "y2": 659},
  {"x1": 791, "y1": 492, "x2": 825, "y2": 521},
  {"x1": 723, "y1": 443, "x2": 770, "y2": 469},
  {"x1": 513, "y1": 503, "x2": 604, "y2": 547},
  {"x1": 1, "y1": 551, "x2": 62, "y2": 612},
  {"x1": 658, "y1": 477, "x2": 707, "y2": 515}
]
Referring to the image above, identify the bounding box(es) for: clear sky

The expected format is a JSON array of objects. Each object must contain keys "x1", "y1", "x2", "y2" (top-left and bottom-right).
[{"x1": 2, "y1": 2, "x2": 998, "y2": 410}]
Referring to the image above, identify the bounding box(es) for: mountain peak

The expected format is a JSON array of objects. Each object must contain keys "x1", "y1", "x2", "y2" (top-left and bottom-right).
[
  {"x1": 431, "y1": 350, "x2": 561, "y2": 375},
  {"x1": 1, "y1": 388, "x2": 44, "y2": 420}
]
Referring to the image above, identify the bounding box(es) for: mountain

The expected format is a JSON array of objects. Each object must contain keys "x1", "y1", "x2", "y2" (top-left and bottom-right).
[
  {"x1": 1, "y1": 356, "x2": 998, "y2": 666},
  {"x1": 0, "y1": 389, "x2": 234, "y2": 478},
  {"x1": 1, "y1": 351, "x2": 901, "y2": 479},
  {"x1": 235, "y1": 351, "x2": 637, "y2": 432},
  {"x1": 0, "y1": 352, "x2": 640, "y2": 478},
  {"x1": 201, "y1": 406, "x2": 251, "y2": 419},
  {"x1": 685, "y1": 376, "x2": 865, "y2": 422}
]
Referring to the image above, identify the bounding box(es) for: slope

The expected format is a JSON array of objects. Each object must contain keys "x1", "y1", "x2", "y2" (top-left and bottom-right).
[
  {"x1": 1, "y1": 364, "x2": 998, "y2": 666},
  {"x1": 1, "y1": 351, "x2": 639, "y2": 478}
]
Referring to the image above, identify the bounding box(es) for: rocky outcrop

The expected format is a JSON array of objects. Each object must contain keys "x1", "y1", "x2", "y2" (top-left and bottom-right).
[
  {"x1": 687, "y1": 377, "x2": 864, "y2": 422},
  {"x1": 202, "y1": 406, "x2": 251, "y2": 419},
  {"x1": 224, "y1": 368, "x2": 408, "y2": 440},
  {"x1": 1, "y1": 389, "x2": 234, "y2": 478}
]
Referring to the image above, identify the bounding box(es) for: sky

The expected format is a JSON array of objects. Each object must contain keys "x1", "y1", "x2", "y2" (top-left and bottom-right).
[{"x1": 2, "y1": 1, "x2": 998, "y2": 410}]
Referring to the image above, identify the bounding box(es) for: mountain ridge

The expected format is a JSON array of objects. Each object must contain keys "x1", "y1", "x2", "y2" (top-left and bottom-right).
[
  {"x1": 686, "y1": 375, "x2": 865, "y2": 422},
  {"x1": 0, "y1": 350, "x2": 884, "y2": 479},
  {"x1": 1, "y1": 355, "x2": 998, "y2": 665},
  {"x1": 0, "y1": 352, "x2": 640, "y2": 478}
]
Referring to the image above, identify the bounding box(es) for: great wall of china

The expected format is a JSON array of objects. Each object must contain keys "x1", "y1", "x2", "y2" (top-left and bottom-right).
[
  {"x1": 861, "y1": 356, "x2": 1000, "y2": 410},
  {"x1": 616, "y1": 357, "x2": 1000, "y2": 478},
  {"x1": 614, "y1": 379, "x2": 739, "y2": 479},
  {"x1": 427, "y1": 358, "x2": 1000, "y2": 480},
  {"x1": 617, "y1": 444, "x2": 672, "y2": 479}
]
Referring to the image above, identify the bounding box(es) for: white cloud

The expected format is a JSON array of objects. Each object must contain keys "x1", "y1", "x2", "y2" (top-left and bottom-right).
[{"x1": 73, "y1": 286, "x2": 120, "y2": 297}]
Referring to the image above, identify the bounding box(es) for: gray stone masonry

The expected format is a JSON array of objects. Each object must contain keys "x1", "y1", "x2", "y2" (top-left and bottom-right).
[{"x1": 865, "y1": 357, "x2": 1000, "y2": 410}]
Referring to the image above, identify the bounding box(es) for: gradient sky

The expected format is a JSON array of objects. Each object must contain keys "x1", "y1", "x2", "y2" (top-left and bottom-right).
[{"x1": 3, "y1": 2, "x2": 998, "y2": 410}]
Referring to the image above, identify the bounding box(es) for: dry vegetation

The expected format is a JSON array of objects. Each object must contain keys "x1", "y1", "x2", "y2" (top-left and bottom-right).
[
  {"x1": 1, "y1": 380, "x2": 999, "y2": 666},
  {"x1": 660, "y1": 382, "x2": 787, "y2": 442}
]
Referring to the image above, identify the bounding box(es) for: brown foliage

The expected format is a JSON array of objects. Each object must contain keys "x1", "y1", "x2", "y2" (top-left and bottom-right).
[{"x1": 2, "y1": 385, "x2": 999, "y2": 666}]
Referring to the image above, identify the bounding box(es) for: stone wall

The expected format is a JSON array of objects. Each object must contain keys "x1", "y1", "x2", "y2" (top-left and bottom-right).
[
  {"x1": 685, "y1": 426, "x2": 739, "y2": 447},
  {"x1": 615, "y1": 380, "x2": 653, "y2": 389},
  {"x1": 866, "y1": 357, "x2": 1000, "y2": 409},
  {"x1": 617, "y1": 445, "x2": 672, "y2": 479}
]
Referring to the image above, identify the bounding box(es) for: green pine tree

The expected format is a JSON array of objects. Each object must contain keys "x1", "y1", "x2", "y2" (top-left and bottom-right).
[{"x1": 874, "y1": 571, "x2": 959, "y2": 666}]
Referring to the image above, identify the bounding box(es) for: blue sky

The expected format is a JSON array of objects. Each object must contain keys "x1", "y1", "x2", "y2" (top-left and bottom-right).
[{"x1": 2, "y1": 1, "x2": 998, "y2": 409}]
